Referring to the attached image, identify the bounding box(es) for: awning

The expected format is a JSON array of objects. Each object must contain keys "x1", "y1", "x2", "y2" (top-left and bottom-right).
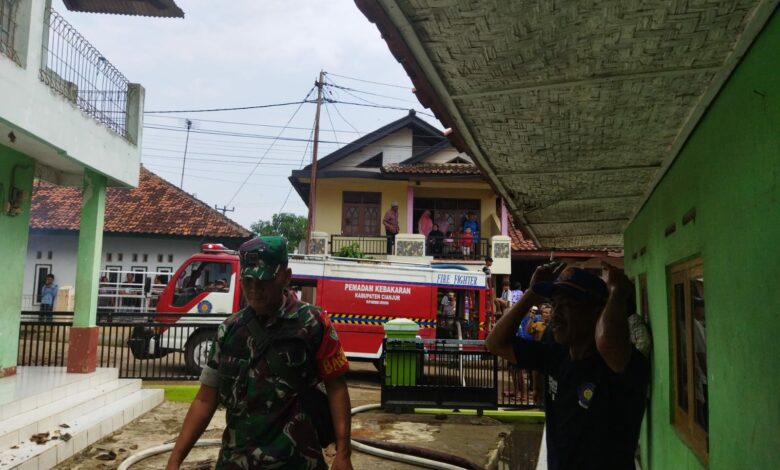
[
  {"x1": 356, "y1": 0, "x2": 777, "y2": 248},
  {"x1": 63, "y1": 0, "x2": 184, "y2": 18}
]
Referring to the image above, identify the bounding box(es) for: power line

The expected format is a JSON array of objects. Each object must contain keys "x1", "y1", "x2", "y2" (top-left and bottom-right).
[
  {"x1": 224, "y1": 88, "x2": 316, "y2": 206},
  {"x1": 325, "y1": 72, "x2": 410, "y2": 90},
  {"x1": 144, "y1": 100, "x2": 313, "y2": 114},
  {"x1": 279, "y1": 117, "x2": 316, "y2": 214},
  {"x1": 323, "y1": 80, "x2": 418, "y2": 104},
  {"x1": 144, "y1": 124, "x2": 446, "y2": 149},
  {"x1": 144, "y1": 165, "x2": 293, "y2": 186},
  {"x1": 326, "y1": 89, "x2": 361, "y2": 135},
  {"x1": 323, "y1": 102, "x2": 340, "y2": 147},
  {"x1": 326, "y1": 98, "x2": 436, "y2": 118},
  {"x1": 142, "y1": 154, "x2": 302, "y2": 167},
  {"x1": 143, "y1": 161, "x2": 293, "y2": 177},
  {"x1": 145, "y1": 114, "x2": 363, "y2": 134},
  {"x1": 143, "y1": 147, "x2": 309, "y2": 162},
  {"x1": 142, "y1": 134, "x2": 336, "y2": 153}
]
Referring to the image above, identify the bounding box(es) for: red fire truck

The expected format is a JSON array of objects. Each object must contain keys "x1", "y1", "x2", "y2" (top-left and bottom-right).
[{"x1": 129, "y1": 243, "x2": 490, "y2": 373}]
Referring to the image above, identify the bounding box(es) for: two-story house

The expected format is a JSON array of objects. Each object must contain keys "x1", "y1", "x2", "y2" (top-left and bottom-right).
[{"x1": 289, "y1": 111, "x2": 514, "y2": 264}]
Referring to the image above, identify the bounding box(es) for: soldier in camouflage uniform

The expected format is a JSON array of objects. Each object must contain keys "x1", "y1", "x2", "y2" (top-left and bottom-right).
[{"x1": 167, "y1": 236, "x2": 353, "y2": 470}]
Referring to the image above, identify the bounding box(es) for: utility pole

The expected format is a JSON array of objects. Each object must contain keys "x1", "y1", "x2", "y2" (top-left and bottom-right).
[
  {"x1": 306, "y1": 70, "x2": 325, "y2": 253},
  {"x1": 214, "y1": 205, "x2": 235, "y2": 216},
  {"x1": 179, "y1": 118, "x2": 192, "y2": 189}
]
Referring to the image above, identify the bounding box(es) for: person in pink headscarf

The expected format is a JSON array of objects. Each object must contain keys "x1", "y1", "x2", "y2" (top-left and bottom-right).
[{"x1": 418, "y1": 209, "x2": 433, "y2": 236}]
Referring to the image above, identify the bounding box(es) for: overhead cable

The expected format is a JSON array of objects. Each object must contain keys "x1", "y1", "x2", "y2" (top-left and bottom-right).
[
  {"x1": 145, "y1": 114, "x2": 362, "y2": 134},
  {"x1": 324, "y1": 72, "x2": 410, "y2": 90},
  {"x1": 144, "y1": 100, "x2": 314, "y2": 114},
  {"x1": 144, "y1": 124, "x2": 446, "y2": 148},
  {"x1": 224, "y1": 88, "x2": 316, "y2": 206},
  {"x1": 323, "y1": 81, "x2": 419, "y2": 104}
]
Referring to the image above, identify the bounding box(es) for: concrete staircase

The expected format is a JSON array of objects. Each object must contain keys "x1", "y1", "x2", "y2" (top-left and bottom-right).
[{"x1": 0, "y1": 367, "x2": 163, "y2": 469}]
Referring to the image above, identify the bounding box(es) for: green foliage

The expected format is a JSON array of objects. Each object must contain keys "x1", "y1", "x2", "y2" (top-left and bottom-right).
[
  {"x1": 250, "y1": 213, "x2": 308, "y2": 253},
  {"x1": 337, "y1": 242, "x2": 364, "y2": 259}
]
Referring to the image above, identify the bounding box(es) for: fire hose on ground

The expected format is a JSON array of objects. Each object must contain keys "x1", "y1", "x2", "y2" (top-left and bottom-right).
[{"x1": 117, "y1": 403, "x2": 482, "y2": 470}]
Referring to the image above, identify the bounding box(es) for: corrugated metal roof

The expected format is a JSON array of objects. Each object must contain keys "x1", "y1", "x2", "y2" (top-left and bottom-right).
[{"x1": 62, "y1": 0, "x2": 184, "y2": 18}]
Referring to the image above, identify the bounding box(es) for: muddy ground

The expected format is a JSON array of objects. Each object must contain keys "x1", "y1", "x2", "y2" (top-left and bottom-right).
[{"x1": 54, "y1": 363, "x2": 540, "y2": 469}]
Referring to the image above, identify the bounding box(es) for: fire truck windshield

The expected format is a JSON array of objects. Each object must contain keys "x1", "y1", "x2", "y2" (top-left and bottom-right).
[{"x1": 172, "y1": 261, "x2": 233, "y2": 307}]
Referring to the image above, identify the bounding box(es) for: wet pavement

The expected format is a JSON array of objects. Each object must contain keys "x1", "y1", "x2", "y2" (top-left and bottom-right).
[{"x1": 54, "y1": 362, "x2": 542, "y2": 469}]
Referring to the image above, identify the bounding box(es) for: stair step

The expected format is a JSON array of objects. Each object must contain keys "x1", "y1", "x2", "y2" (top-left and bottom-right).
[
  {"x1": 0, "y1": 379, "x2": 140, "y2": 452},
  {"x1": 0, "y1": 388, "x2": 164, "y2": 469},
  {"x1": 0, "y1": 368, "x2": 117, "y2": 421}
]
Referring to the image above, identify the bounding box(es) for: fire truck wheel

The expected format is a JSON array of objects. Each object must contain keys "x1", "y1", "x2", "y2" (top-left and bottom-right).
[{"x1": 185, "y1": 329, "x2": 216, "y2": 375}]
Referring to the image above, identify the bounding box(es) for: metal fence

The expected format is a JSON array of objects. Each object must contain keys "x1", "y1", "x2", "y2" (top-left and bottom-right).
[
  {"x1": 18, "y1": 315, "x2": 541, "y2": 408},
  {"x1": 0, "y1": 0, "x2": 20, "y2": 64},
  {"x1": 39, "y1": 8, "x2": 131, "y2": 139},
  {"x1": 18, "y1": 312, "x2": 228, "y2": 380},
  {"x1": 381, "y1": 338, "x2": 537, "y2": 411},
  {"x1": 330, "y1": 235, "x2": 388, "y2": 256}
]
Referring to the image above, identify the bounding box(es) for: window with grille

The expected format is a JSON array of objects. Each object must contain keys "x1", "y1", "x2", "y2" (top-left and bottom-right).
[
  {"x1": 0, "y1": 0, "x2": 20, "y2": 65},
  {"x1": 342, "y1": 192, "x2": 381, "y2": 236},
  {"x1": 669, "y1": 258, "x2": 708, "y2": 462}
]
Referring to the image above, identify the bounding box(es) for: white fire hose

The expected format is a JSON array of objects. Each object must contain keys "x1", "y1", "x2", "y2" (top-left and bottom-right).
[{"x1": 118, "y1": 403, "x2": 466, "y2": 470}]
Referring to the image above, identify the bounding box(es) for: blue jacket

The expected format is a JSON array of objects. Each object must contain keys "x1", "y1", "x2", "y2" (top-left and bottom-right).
[{"x1": 41, "y1": 284, "x2": 58, "y2": 306}]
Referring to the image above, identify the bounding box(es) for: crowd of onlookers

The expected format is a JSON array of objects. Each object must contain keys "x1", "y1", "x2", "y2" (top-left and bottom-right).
[
  {"x1": 382, "y1": 202, "x2": 483, "y2": 258},
  {"x1": 494, "y1": 279, "x2": 551, "y2": 403}
]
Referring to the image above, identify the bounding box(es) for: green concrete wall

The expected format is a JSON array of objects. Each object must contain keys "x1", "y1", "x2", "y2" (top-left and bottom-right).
[
  {"x1": 624, "y1": 12, "x2": 780, "y2": 470},
  {"x1": 0, "y1": 146, "x2": 35, "y2": 373}
]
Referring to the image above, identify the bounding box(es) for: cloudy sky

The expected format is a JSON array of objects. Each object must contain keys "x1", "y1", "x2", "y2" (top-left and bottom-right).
[{"x1": 54, "y1": 0, "x2": 441, "y2": 229}]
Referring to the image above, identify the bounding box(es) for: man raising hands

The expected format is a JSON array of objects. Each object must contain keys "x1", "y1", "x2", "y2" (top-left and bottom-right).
[{"x1": 487, "y1": 263, "x2": 649, "y2": 470}]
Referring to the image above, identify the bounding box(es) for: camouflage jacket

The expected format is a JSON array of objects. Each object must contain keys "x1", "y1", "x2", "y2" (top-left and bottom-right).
[{"x1": 204, "y1": 298, "x2": 342, "y2": 469}]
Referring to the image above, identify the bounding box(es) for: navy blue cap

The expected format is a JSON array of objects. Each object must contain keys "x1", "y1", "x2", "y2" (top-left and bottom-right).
[{"x1": 532, "y1": 267, "x2": 608, "y2": 303}]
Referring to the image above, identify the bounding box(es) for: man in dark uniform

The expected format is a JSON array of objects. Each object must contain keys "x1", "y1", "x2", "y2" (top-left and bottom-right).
[
  {"x1": 166, "y1": 236, "x2": 353, "y2": 469},
  {"x1": 487, "y1": 263, "x2": 649, "y2": 470}
]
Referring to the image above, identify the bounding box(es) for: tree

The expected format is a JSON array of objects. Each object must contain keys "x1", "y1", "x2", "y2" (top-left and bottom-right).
[{"x1": 250, "y1": 213, "x2": 308, "y2": 253}]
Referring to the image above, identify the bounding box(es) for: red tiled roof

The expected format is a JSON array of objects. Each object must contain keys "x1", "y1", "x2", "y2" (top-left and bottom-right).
[
  {"x1": 381, "y1": 163, "x2": 483, "y2": 176},
  {"x1": 508, "y1": 215, "x2": 538, "y2": 251},
  {"x1": 30, "y1": 167, "x2": 251, "y2": 239}
]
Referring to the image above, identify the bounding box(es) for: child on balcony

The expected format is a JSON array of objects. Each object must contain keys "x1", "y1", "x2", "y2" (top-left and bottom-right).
[{"x1": 461, "y1": 227, "x2": 474, "y2": 258}]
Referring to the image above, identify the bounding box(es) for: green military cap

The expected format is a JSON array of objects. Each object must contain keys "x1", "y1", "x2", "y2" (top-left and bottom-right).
[{"x1": 238, "y1": 236, "x2": 288, "y2": 280}]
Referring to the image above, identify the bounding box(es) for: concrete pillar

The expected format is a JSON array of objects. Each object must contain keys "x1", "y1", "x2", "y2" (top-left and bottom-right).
[
  {"x1": 406, "y1": 185, "x2": 414, "y2": 233},
  {"x1": 0, "y1": 149, "x2": 35, "y2": 378},
  {"x1": 500, "y1": 199, "x2": 509, "y2": 236},
  {"x1": 67, "y1": 169, "x2": 106, "y2": 373},
  {"x1": 125, "y1": 83, "x2": 145, "y2": 145}
]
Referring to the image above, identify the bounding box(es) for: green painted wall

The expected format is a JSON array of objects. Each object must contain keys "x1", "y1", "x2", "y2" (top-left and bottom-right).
[
  {"x1": 624, "y1": 11, "x2": 780, "y2": 470},
  {"x1": 0, "y1": 146, "x2": 35, "y2": 373}
]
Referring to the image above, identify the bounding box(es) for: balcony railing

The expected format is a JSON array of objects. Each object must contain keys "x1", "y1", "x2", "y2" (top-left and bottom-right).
[
  {"x1": 39, "y1": 8, "x2": 131, "y2": 139},
  {"x1": 331, "y1": 235, "x2": 388, "y2": 256},
  {"x1": 426, "y1": 235, "x2": 490, "y2": 260},
  {"x1": 0, "y1": 0, "x2": 20, "y2": 64},
  {"x1": 329, "y1": 234, "x2": 492, "y2": 259}
]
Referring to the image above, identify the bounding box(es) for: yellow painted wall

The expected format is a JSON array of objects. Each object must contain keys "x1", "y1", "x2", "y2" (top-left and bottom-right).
[
  {"x1": 313, "y1": 178, "x2": 500, "y2": 237},
  {"x1": 314, "y1": 179, "x2": 408, "y2": 235}
]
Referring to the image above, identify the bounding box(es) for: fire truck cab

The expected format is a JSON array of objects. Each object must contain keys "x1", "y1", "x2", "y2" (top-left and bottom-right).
[{"x1": 130, "y1": 243, "x2": 490, "y2": 374}]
